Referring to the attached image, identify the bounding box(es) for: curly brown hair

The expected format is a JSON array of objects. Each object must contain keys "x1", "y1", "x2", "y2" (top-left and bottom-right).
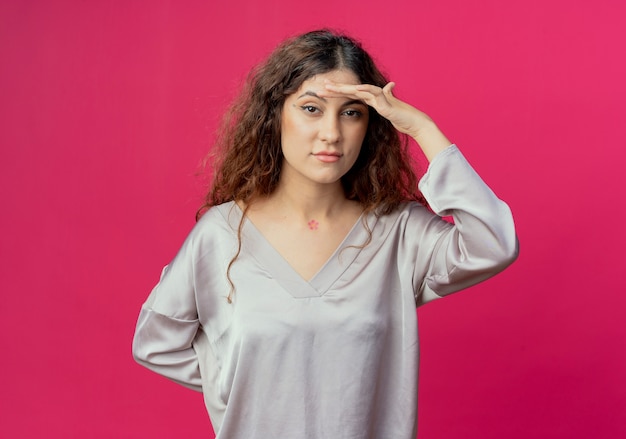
[
  {"x1": 199, "y1": 29, "x2": 424, "y2": 217},
  {"x1": 198, "y1": 29, "x2": 425, "y2": 301}
]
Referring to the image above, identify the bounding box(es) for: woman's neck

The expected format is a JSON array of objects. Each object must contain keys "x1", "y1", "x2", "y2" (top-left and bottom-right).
[{"x1": 269, "y1": 179, "x2": 351, "y2": 221}]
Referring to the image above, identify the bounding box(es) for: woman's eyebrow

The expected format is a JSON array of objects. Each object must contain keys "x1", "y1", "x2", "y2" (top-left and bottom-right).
[
  {"x1": 296, "y1": 91, "x2": 366, "y2": 107},
  {"x1": 297, "y1": 90, "x2": 326, "y2": 101},
  {"x1": 343, "y1": 99, "x2": 367, "y2": 107}
]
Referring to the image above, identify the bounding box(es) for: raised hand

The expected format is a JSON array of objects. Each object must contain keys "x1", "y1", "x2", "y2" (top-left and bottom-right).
[{"x1": 321, "y1": 80, "x2": 452, "y2": 161}]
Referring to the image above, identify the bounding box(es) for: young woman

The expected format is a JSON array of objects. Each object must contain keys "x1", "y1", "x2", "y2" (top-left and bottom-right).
[{"x1": 132, "y1": 29, "x2": 518, "y2": 438}]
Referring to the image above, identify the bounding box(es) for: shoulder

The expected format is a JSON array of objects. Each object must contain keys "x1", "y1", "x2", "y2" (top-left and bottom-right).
[
  {"x1": 184, "y1": 201, "x2": 240, "y2": 250},
  {"x1": 376, "y1": 201, "x2": 432, "y2": 225},
  {"x1": 195, "y1": 201, "x2": 238, "y2": 230},
  {"x1": 367, "y1": 201, "x2": 438, "y2": 241}
]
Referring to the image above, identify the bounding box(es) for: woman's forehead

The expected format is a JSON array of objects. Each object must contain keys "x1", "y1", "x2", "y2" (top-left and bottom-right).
[{"x1": 296, "y1": 69, "x2": 360, "y2": 92}]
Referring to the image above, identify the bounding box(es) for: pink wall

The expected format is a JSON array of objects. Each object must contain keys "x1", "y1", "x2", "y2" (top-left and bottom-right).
[{"x1": 1, "y1": 1, "x2": 624, "y2": 437}]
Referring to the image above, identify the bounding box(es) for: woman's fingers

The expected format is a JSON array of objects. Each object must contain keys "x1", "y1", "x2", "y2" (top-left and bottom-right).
[
  {"x1": 323, "y1": 80, "x2": 450, "y2": 160},
  {"x1": 321, "y1": 81, "x2": 435, "y2": 140},
  {"x1": 322, "y1": 81, "x2": 393, "y2": 114},
  {"x1": 382, "y1": 82, "x2": 396, "y2": 98}
]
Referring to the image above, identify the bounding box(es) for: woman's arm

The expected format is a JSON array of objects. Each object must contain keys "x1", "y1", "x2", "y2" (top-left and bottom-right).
[
  {"x1": 132, "y1": 243, "x2": 203, "y2": 392},
  {"x1": 322, "y1": 80, "x2": 518, "y2": 301},
  {"x1": 413, "y1": 145, "x2": 519, "y2": 302}
]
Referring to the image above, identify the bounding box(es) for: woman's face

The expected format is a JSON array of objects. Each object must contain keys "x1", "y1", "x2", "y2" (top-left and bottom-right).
[{"x1": 279, "y1": 69, "x2": 369, "y2": 188}]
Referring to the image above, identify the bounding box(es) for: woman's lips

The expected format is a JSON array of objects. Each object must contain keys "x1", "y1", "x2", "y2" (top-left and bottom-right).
[{"x1": 313, "y1": 152, "x2": 342, "y2": 163}]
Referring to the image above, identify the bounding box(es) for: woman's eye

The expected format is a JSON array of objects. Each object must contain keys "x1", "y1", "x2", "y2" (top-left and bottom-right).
[
  {"x1": 343, "y1": 109, "x2": 362, "y2": 118},
  {"x1": 301, "y1": 105, "x2": 319, "y2": 114}
]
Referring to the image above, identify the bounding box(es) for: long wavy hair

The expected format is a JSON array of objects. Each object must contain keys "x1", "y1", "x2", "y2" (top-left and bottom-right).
[{"x1": 198, "y1": 29, "x2": 425, "y2": 301}]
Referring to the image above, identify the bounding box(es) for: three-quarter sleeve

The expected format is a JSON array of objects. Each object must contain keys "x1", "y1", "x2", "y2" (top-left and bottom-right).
[
  {"x1": 414, "y1": 144, "x2": 519, "y2": 304},
  {"x1": 132, "y1": 237, "x2": 203, "y2": 392}
]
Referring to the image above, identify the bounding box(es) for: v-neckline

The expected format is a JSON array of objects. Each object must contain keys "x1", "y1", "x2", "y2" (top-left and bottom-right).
[{"x1": 218, "y1": 202, "x2": 377, "y2": 298}]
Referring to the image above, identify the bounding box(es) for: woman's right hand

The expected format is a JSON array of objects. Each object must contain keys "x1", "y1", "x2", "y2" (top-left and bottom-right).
[{"x1": 321, "y1": 80, "x2": 452, "y2": 161}]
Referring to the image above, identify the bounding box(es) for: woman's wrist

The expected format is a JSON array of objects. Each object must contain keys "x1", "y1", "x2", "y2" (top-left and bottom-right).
[{"x1": 411, "y1": 120, "x2": 452, "y2": 162}]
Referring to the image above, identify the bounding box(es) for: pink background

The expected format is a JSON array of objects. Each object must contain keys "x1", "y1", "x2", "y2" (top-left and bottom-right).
[{"x1": 1, "y1": 1, "x2": 625, "y2": 438}]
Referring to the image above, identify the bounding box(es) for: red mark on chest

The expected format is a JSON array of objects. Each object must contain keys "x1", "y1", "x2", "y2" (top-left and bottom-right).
[{"x1": 308, "y1": 220, "x2": 319, "y2": 230}]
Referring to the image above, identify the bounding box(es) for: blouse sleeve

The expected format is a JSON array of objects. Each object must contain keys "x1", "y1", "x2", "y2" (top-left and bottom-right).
[
  {"x1": 132, "y1": 235, "x2": 203, "y2": 392},
  {"x1": 414, "y1": 144, "x2": 519, "y2": 305}
]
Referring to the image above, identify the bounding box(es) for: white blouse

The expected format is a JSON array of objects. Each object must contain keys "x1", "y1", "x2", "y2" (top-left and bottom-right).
[{"x1": 132, "y1": 145, "x2": 518, "y2": 438}]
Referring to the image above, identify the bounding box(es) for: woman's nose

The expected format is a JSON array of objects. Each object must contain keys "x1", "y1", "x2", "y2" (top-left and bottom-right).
[{"x1": 318, "y1": 116, "x2": 342, "y2": 144}]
